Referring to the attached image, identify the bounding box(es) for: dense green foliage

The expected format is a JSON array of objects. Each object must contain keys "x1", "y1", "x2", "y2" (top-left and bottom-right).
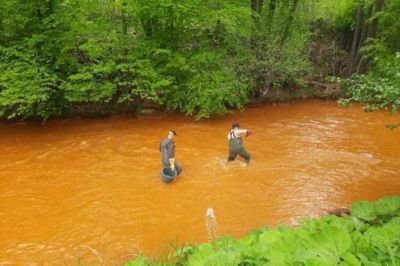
[
  {"x1": 0, "y1": 0, "x2": 398, "y2": 120},
  {"x1": 341, "y1": 52, "x2": 400, "y2": 112},
  {"x1": 126, "y1": 196, "x2": 400, "y2": 266},
  {"x1": 339, "y1": 0, "x2": 400, "y2": 112},
  {"x1": 0, "y1": 0, "x2": 312, "y2": 120}
]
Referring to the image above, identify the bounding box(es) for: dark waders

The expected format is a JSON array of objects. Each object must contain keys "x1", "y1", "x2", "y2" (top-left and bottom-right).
[
  {"x1": 228, "y1": 138, "x2": 250, "y2": 163},
  {"x1": 160, "y1": 138, "x2": 182, "y2": 175}
]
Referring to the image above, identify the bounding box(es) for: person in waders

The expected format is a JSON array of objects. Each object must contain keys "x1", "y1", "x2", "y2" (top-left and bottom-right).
[
  {"x1": 227, "y1": 123, "x2": 251, "y2": 164},
  {"x1": 159, "y1": 130, "x2": 182, "y2": 175}
]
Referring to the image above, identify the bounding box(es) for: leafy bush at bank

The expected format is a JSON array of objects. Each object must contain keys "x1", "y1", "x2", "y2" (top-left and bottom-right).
[
  {"x1": 126, "y1": 196, "x2": 400, "y2": 266},
  {"x1": 340, "y1": 53, "x2": 400, "y2": 113},
  {"x1": 339, "y1": 0, "x2": 400, "y2": 114}
]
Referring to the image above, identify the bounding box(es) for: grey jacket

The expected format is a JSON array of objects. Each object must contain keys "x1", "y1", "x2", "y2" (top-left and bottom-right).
[{"x1": 160, "y1": 138, "x2": 175, "y2": 167}]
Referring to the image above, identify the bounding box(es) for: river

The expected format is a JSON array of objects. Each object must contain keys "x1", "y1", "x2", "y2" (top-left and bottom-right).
[{"x1": 0, "y1": 100, "x2": 399, "y2": 265}]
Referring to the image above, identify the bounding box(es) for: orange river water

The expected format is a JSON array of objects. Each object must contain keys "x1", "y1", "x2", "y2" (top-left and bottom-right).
[{"x1": 0, "y1": 100, "x2": 399, "y2": 265}]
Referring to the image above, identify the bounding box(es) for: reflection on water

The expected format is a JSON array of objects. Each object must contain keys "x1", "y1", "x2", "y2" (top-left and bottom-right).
[{"x1": 0, "y1": 100, "x2": 399, "y2": 265}]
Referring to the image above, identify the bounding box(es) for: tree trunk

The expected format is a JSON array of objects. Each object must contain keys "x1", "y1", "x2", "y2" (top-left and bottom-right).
[
  {"x1": 111, "y1": 0, "x2": 116, "y2": 22},
  {"x1": 368, "y1": 0, "x2": 385, "y2": 39},
  {"x1": 251, "y1": 0, "x2": 264, "y2": 14},
  {"x1": 349, "y1": 0, "x2": 363, "y2": 75},
  {"x1": 121, "y1": 1, "x2": 128, "y2": 35},
  {"x1": 47, "y1": 0, "x2": 54, "y2": 15},
  {"x1": 280, "y1": 0, "x2": 300, "y2": 47},
  {"x1": 251, "y1": 0, "x2": 264, "y2": 49},
  {"x1": 266, "y1": 0, "x2": 277, "y2": 34},
  {"x1": 357, "y1": 0, "x2": 385, "y2": 73},
  {"x1": 355, "y1": 5, "x2": 372, "y2": 58},
  {"x1": 269, "y1": 0, "x2": 277, "y2": 16}
]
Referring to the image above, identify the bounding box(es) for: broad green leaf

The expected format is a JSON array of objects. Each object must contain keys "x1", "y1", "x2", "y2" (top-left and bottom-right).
[
  {"x1": 375, "y1": 196, "x2": 400, "y2": 217},
  {"x1": 350, "y1": 201, "x2": 377, "y2": 221}
]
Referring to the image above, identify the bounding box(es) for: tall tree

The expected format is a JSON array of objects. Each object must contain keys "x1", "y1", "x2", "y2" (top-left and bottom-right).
[
  {"x1": 251, "y1": 0, "x2": 264, "y2": 14},
  {"x1": 268, "y1": 0, "x2": 277, "y2": 17},
  {"x1": 358, "y1": 0, "x2": 385, "y2": 73},
  {"x1": 250, "y1": 0, "x2": 264, "y2": 49},
  {"x1": 353, "y1": 5, "x2": 372, "y2": 70},
  {"x1": 368, "y1": 0, "x2": 385, "y2": 39},
  {"x1": 121, "y1": 0, "x2": 128, "y2": 35},
  {"x1": 280, "y1": 0, "x2": 300, "y2": 47},
  {"x1": 266, "y1": 0, "x2": 277, "y2": 34},
  {"x1": 349, "y1": 0, "x2": 363, "y2": 75}
]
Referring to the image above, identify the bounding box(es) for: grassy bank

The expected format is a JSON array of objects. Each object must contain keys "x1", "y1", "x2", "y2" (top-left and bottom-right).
[{"x1": 126, "y1": 196, "x2": 400, "y2": 266}]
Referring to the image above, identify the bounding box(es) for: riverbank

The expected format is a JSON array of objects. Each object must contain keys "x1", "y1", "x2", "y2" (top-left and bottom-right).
[
  {"x1": 251, "y1": 81, "x2": 341, "y2": 103},
  {"x1": 126, "y1": 196, "x2": 400, "y2": 266},
  {"x1": 0, "y1": 84, "x2": 340, "y2": 122},
  {"x1": 70, "y1": 82, "x2": 342, "y2": 118}
]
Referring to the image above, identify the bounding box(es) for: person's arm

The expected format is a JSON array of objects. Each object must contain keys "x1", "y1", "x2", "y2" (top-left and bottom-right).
[
  {"x1": 235, "y1": 129, "x2": 251, "y2": 137},
  {"x1": 169, "y1": 158, "x2": 176, "y2": 171},
  {"x1": 235, "y1": 129, "x2": 248, "y2": 136},
  {"x1": 167, "y1": 142, "x2": 176, "y2": 170}
]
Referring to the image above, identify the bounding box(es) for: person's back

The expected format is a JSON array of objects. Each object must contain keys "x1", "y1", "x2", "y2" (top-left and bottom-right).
[
  {"x1": 160, "y1": 138, "x2": 174, "y2": 168},
  {"x1": 159, "y1": 131, "x2": 182, "y2": 175}
]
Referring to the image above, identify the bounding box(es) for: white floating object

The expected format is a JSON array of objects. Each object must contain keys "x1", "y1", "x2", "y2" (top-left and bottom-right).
[{"x1": 206, "y1": 208, "x2": 215, "y2": 218}]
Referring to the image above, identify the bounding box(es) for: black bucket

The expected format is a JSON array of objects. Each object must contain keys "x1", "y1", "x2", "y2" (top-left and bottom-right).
[{"x1": 161, "y1": 167, "x2": 177, "y2": 183}]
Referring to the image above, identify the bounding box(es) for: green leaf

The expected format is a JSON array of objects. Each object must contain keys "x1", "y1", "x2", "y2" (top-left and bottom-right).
[
  {"x1": 350, "y1": 201, "x2": 377, "y2": 221},
  {"x1": 375, "y1": 196, "x2": 400, "y2": 217}
]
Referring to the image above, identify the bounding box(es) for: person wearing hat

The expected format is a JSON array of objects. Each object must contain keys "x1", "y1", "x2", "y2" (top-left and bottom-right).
[
  {"x1": 227, "y1": 123, "x2": 251, "y2": 164},
  {"x1": 159, "y1": 130, "x2": 182, "y2": 175}
]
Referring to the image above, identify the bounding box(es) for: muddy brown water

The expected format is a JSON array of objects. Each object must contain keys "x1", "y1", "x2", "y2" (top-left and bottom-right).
[{"x1": 0, "y1": 101, "x2": 399, "y2": 265}]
